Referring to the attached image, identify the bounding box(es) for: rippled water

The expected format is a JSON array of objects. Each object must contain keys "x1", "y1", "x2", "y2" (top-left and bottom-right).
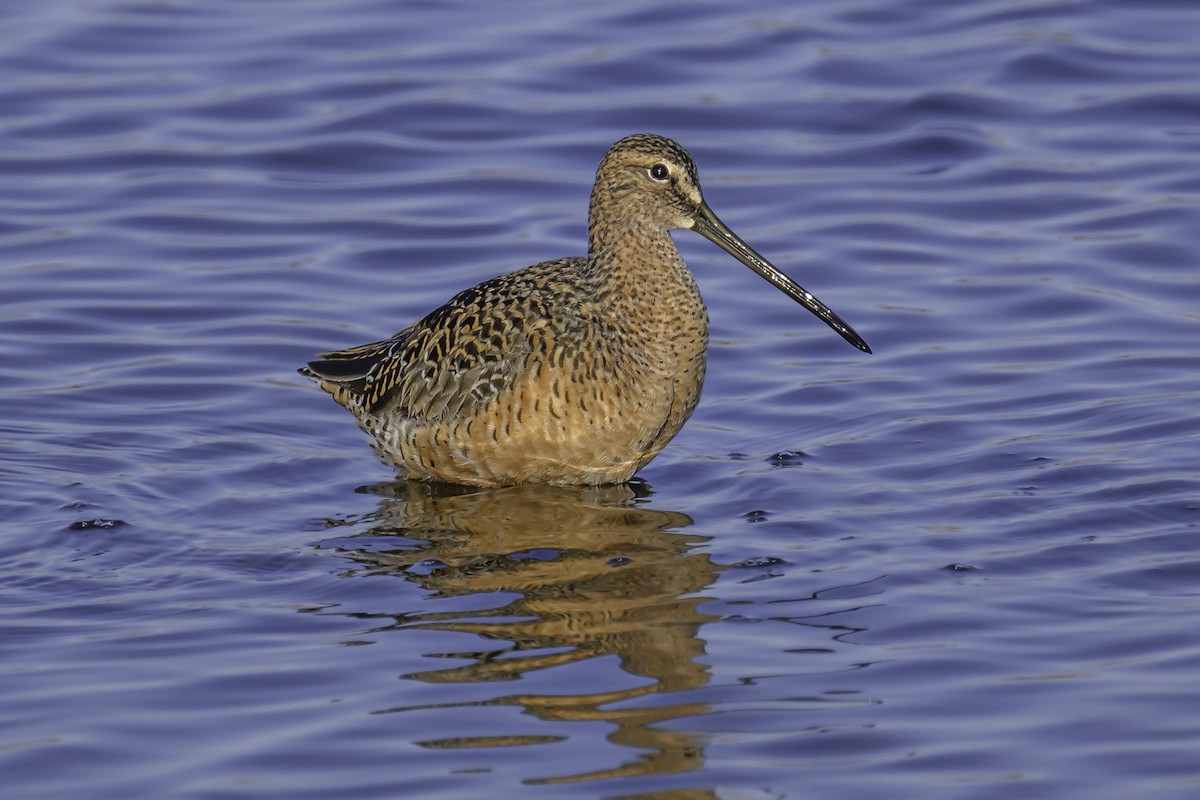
[{"x1": 3, "y1": 1, "x2": 1199, "y2": 797}]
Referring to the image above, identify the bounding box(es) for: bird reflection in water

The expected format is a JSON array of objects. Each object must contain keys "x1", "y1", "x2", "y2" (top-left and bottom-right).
[{"x1": 318, "y1": 480, "x2": 723, "y2": 786}]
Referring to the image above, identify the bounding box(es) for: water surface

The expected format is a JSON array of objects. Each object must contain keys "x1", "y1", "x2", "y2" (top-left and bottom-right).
[{"x1": 2, "y1": 1, "x2": 1199, "y2": 798}]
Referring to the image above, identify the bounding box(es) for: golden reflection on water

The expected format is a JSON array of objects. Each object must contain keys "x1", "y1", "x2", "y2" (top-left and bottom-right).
[{"x1": 324, "y1": 481, "x2": 722, "y2": 787}]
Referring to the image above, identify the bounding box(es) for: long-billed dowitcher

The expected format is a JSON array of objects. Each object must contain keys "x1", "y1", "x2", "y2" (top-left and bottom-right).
[{"x1": 301, "y1": 134, "x2": 870, "y2": 486}]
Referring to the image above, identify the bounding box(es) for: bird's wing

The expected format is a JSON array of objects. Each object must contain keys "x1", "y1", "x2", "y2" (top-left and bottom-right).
[{"x1": 301, "y1": 269, "x2": 570, "y2": 422}]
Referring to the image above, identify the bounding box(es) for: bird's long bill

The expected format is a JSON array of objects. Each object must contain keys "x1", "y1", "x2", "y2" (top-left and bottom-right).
[{"x1": 691, "y1": 202, "x2": 872, "y2": 354}]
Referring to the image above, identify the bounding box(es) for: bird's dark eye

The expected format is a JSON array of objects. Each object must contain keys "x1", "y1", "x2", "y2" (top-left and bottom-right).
[{"x1": 649, "y1": 163, "x2": 669, "y2": 182}]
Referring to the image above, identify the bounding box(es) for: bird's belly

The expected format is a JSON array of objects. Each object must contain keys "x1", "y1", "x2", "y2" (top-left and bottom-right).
[{"x1": 363, "y1": 358, "x2": 702, "y2": 487}]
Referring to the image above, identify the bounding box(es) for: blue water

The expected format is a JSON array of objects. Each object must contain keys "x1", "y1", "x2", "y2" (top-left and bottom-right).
[{"x1": 3, "y1": 0, "x2": 1199, "y2": 797}]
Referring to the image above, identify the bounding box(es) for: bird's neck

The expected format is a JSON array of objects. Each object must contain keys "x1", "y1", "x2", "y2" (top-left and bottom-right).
[{"x1": 586, "y1": 240, "x2": 706, "y2": 355}]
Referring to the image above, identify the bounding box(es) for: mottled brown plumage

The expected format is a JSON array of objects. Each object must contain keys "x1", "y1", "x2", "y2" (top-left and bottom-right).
[{"x1": 301, "y1": 134, "x2": 870, "y2": 486}]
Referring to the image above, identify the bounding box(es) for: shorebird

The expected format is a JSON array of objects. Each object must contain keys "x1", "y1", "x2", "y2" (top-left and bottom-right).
[{"x1": 301, "y1": 133, "x2": 870, "y2": 486}]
